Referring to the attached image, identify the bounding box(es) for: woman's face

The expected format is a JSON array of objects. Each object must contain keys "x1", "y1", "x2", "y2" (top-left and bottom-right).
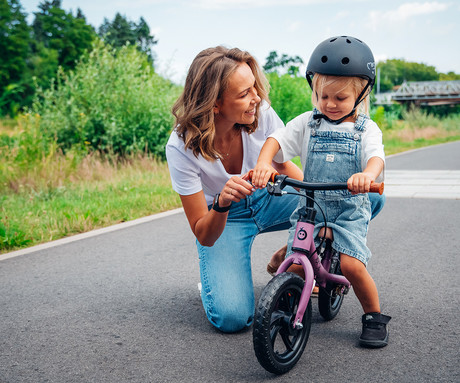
[
  {"x1": 214, "y1": 63, "x2": 261, "y2": 129},
  {"x1": 317, "y1": 78, "x2": 356, "y2": 122}
]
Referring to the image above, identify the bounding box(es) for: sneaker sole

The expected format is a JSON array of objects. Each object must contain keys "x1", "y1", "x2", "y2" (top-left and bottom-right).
[{"x1": 359, "y1": 333, "x2": 389, "y2": 348}]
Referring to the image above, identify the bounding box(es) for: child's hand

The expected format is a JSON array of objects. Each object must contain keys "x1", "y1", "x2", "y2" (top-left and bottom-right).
[
  {"x1": 347, "y1": 172, "x2": 375, "y2": 195},
  {"x1": 251, "y1": 162, "x2": 277, "y2": 189}
]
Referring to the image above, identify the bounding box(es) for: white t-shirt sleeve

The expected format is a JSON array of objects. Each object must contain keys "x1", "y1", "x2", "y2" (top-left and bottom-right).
[
  {"x1": 259, "y1": 103, "x2": 285, "y2": 138},
  {"x1": 362, "y1": 119, "x2": 385, "y2": 181},
  {"x1": 165, "y1": 134, "x2": 202, "y2": 196}
]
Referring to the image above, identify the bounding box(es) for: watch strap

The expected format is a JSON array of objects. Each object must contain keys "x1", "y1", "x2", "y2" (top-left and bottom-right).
[{"x1": 212, "y1": 193, "x2": 231, "y2": 213}]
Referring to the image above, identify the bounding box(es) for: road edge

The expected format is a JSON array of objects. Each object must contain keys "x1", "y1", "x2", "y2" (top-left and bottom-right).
[{"x1": 0, "y1": 207, "x2": 184, "y2": 261}]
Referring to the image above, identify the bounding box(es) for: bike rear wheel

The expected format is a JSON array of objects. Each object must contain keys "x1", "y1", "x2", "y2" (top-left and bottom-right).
[
  {"x1": 253, "y1": 272, "x2": 312, "y2": 375},
  {"x1": 318, "y1": 251, "x2": 345, "y2": 321}
]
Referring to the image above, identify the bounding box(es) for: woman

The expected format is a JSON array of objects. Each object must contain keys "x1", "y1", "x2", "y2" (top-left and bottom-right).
[
  {"x1": 166, "y1": 46, "x2": 385, "y2": 333},
  {"x1": 166, "y1": 46, "x2": 303, "y2": 333}
]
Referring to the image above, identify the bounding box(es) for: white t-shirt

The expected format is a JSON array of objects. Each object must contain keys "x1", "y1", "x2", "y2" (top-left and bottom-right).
[
  {"x1": 271, "y1": 111, "x2": 385, "y2": 181},
  {"x1": 166, "y1": 104, "x2": 285, "y2": 205}
]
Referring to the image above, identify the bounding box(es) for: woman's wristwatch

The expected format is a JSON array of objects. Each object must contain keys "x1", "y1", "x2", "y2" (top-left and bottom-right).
[{"x1": 212, "y1": 193, "x2": 231, "y2": 213}]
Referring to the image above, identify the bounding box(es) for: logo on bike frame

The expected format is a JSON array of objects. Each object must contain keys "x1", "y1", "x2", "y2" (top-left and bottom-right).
[{"x1": 297, "y1": 228, "x2": 307, "y2": 240}]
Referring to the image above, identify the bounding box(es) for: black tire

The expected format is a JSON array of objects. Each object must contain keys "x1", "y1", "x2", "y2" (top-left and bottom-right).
[
  {"x1": 318, "y1": 253, "x2": 345, "y2": 321},
  {"x1": 253, "y1": 273, "x2": 312, "y2": 375}
]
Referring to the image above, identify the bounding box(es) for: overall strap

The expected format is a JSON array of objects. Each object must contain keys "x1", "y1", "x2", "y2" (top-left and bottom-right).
[{"x1": 354, "y1": 113, "x2": 369, "y2": 132}]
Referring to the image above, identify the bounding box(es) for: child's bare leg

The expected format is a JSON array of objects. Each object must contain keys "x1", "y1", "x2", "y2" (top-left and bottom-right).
[{"x1": 339, "y1": 254, "x2": 380, "y2": 314}]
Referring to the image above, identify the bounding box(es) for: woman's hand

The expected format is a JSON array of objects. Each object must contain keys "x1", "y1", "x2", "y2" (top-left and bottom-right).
[
  {"x1": 221, "y1": 175, "x2": 256, "y2": 205},
  {"x1": 180, "y1": 175, "x2": 254, "y2": 247}
]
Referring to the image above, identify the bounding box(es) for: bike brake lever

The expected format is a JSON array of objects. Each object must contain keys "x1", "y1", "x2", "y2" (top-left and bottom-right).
[{"x1": 266, "y1": 180, "x2": 285, "y2": 196}]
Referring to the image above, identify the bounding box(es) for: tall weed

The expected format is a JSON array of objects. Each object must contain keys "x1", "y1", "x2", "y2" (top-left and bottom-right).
[{"x1": 30, "y1": 40, "x2": 181, "y2": 159}]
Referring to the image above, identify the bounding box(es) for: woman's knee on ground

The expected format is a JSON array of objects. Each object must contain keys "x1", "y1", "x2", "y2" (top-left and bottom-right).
[{"x1": 205, "y1": 304, "x2": 254, "y2": 333}]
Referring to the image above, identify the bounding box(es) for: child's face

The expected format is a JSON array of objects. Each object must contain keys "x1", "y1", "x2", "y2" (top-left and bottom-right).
[{"x1": 317, "y1": 78, "x2": 356, "y2": 122}]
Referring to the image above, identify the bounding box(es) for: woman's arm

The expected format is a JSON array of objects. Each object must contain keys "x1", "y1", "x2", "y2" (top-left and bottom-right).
[{"x1": 180, "y1": 176, "x2": 255, "y2": 247}]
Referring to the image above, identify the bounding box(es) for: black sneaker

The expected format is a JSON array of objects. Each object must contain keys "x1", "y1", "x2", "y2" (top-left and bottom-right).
[{"x1": 359, "y1": 312, "x2": 391, "y2": 348}]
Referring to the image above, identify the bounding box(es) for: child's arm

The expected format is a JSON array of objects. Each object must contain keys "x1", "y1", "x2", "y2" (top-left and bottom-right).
[
  {"x1": 252, "y1": 137, "x2": 281, "y2": 188},
  {"x1": 272, "y1": 160, "x2": 304, "y2": 182},
  {"x1": 347, "y1": 156, "x2": 384, "y2": 194}
]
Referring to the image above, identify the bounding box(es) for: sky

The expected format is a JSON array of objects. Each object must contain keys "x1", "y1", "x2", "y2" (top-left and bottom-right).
[{"x1": 20, "y1": 0, "x2": 460, "y2": 84}]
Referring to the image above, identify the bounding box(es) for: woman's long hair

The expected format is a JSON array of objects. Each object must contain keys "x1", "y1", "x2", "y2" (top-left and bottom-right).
[{"x1": 172, "y1": 46, "x2": 269, "y2": 161}]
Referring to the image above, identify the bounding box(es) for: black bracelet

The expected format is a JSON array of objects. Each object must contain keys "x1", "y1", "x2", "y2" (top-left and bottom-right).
[{"x1": 212, "y1": 193, "x2": 231, "y2": 213}]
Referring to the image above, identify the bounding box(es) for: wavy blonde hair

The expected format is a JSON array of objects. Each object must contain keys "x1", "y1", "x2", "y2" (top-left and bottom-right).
[
  {"x1": 172, "y1": 46, "x2": 269, "y2": 161},
  {"x1": 311, "y1": 74, "x2": 370, "y2": 119}
]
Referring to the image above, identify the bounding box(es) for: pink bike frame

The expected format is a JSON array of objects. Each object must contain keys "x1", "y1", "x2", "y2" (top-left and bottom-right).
[{"x1": 275, "y1": 219, "x2": 351, "y2": 329}]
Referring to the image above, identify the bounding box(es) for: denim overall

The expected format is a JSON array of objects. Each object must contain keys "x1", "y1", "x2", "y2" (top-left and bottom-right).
[{"x1": 289, "y1": 110, "x2": 372, "y2": 266}]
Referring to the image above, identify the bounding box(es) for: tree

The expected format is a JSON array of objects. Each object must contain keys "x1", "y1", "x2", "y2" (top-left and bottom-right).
[
  {"x1": 32, "y1": 0, "x2": 95, "y2": 71},
  {"x1": 98, "y1": 13, "x2": 157, "y2": 63},
  {"x1": 376, "y1": 59, "x2": 439, "y2": 92},
  {"x1": 263, "y1": 51, "x2": 304, "y2": 77},
  {"x1": 439, "y1": 71, "x2": 460, "y2": 81},
  {"x1": 0, "y1": 0, "x2": 31, "y2": 116},
  {"x1": 266, "y1": 72, "x2": 312, "y2": 124}
]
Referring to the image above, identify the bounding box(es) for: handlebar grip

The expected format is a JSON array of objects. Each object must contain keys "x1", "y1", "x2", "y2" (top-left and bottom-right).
[
  {"x1": 369, "y1": 182, "x2": 384, "y2": 195},
  {"x1": 270, "y1": 172, "x2": 279, "y2": 183},
  {"x1": 247, "y1": 170, "x2": 280, "y2": 184}
]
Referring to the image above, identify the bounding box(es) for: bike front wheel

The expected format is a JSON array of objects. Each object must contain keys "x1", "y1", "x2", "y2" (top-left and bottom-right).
[{"x1": 253, "y1": 272, "x2": 312, "y2": 375}]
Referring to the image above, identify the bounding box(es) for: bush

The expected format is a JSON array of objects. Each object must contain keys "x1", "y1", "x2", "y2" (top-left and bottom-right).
[
  {"x1": 30, "y1": 39, "x2": 181, "y2": 159},
  {"x1": 266, "y1": 72, "x2": 312, "y2": 124}
]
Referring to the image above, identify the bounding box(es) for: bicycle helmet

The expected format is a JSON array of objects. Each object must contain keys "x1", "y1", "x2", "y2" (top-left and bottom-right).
[{"x1": 306, "y1": 36, "x2": 376, "y2": 124}]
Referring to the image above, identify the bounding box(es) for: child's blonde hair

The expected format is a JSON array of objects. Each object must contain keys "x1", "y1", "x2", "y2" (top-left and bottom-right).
[{"x1": 311, "y1": 74, "x2": 370, "y2": 119}]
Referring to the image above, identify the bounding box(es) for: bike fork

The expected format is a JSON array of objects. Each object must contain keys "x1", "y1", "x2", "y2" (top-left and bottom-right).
[{"x1": 277, "y1": 251, "x2": 315, "y2": 330}]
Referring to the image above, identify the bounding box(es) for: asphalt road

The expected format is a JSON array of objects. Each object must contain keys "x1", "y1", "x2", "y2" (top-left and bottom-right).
[{"x1": 1, "y1": 142, "x2": 459, "y2": 383}]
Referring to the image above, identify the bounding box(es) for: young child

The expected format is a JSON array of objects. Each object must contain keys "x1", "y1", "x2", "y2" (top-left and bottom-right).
[{"x1": 252, "y1": 36, "x2": 391, "y2": 348}]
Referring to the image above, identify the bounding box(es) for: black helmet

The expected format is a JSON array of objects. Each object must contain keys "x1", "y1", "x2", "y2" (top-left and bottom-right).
[
  {"x1": 306, "y1": 36, "x2": 376, "y2": 124},
  {"x1": 306, "y1": 36, "x2": 375, "y2": 87}
]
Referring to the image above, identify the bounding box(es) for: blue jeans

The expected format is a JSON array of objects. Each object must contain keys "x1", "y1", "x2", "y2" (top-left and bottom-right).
[
  {"x1": 197, "y1": 189, "x2": 386, "y2": 333},
  {"x1": 369, "y1": 192, "x2": 385, "y2": 220},
  {"x1": 197, "y1": 187, "x2": 299, "y2": 333}
]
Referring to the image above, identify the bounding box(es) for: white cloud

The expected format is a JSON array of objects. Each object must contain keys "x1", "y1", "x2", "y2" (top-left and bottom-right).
[
  {"x1": 369, "y1": 1, "x2": 450, "y2": 24},
  {"x1": 374, "y1": 53, "x2": 389, "y2": 64},
  {"x1": 333, "y1": 10, "x2": 350, "y2": 20},
  {"x1": 288, "y1": 21, "x2": 302, "y2": 32}
]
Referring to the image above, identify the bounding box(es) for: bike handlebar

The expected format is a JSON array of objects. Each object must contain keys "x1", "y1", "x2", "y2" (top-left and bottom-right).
[{"x1": 269, "y1": 173, "x2": 384, "y2": 195}]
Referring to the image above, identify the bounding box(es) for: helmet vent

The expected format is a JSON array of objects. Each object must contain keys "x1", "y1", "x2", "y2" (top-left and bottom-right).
[
  {"x1": 346, "y1": 39, "x2": 351, "y2": 44},
  {"x1": 321, "y1": 56, "x2": 328, "y2": 63},
  {"x1": 342, "y1": 57, "x2": 350, "y2": 65},
  {"x1": 330, "y1": 38, "x2": 337, "y2": 42}
]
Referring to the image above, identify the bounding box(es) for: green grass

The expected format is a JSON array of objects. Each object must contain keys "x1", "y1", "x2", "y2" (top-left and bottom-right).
[
  {"x1": 0, "y1": 154, "x2": 181, "y2": 253},
  {"x1": 1, "y1": 180, "x2": 180, "y2": 250},
  {"x1": 383, "y1": 134, "x2": 460, "y2": 155}
]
